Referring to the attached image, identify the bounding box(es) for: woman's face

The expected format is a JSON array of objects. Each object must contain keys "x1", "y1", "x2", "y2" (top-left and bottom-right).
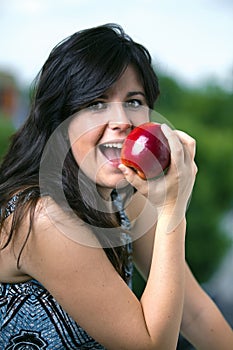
[{"x1": 68, "y1": 65, "x2": 150, "y2": 196}]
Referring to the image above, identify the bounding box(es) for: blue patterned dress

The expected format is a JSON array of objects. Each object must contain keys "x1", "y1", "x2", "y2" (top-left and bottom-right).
[{"x1": 0, "y1": 191, "x2": 133, "y2": 349}]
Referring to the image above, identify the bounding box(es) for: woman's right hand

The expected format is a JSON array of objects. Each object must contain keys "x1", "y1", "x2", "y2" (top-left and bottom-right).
[{"x1": 119, "y1": 124, "x2": 198, "y2": 227}]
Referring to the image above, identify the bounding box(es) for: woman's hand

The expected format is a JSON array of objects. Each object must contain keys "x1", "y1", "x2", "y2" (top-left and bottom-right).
[{"x1": 119, "y1": 124, "x2": 198, "y2": 229}]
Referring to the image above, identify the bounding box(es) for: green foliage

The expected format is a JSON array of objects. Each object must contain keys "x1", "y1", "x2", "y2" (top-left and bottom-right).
[
  {"x1": 155, "y1": 74, "x2": 233, "y2": 283},
  {"x1": 0, "y1": 115, "x2": 14, "y2": 161}
]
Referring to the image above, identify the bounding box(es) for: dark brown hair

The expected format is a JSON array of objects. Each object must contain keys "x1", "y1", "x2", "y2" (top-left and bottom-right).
[{"x1": 0, "y1": 23, "x2": 160, "y2": 281}]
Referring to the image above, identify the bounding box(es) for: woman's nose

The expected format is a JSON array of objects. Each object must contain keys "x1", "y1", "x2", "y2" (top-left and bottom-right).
[{"x1": 108, "y1": 103, "x2": 132, "y2": 132}]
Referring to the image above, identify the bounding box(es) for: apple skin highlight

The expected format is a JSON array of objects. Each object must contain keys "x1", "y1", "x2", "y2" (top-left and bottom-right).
[{"x1": 121, "y1": 122, "x2": 171, "y2": 180}]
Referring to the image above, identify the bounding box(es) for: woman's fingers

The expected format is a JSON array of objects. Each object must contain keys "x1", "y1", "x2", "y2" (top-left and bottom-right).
[
  {"x1": 161, "y1": 124, "x2": 185, "y2": 165},
  {"x1": 162, "y1": 124, "x2": 197, "y2": 168},
  {"x1": 118, "y1": 163, "x2": 167, "y2": 208},
  {"x1": 118, "y1": 164, "x2": 147, "y2": 189},
  {"x1": 174, "y1": 129, "x2": 198, "y2": 177},
  {"x1": 174, "y1": 130, "x2": 196, "y2": 161}
]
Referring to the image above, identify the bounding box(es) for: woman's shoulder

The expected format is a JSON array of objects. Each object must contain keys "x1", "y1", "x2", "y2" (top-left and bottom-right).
[
  {"x1": 33, "y1": 196, "x2": 101, "y2": 247},
  {"x1": 0, "y1": 194, "x2": 101, "y2": 283}
]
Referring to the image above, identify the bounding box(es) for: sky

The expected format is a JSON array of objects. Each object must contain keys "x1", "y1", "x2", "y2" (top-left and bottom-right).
[{"x1": 0, "y1": 0, "x2": 233, "y2": 89}]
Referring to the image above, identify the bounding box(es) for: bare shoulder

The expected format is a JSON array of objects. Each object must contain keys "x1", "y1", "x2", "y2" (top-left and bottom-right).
[
  {"x1": 0, "y1": 196, "x2": 101, "y2": 282},
  {"x1": 18, "y1": 197, "x2": 150, "y2": 349},
  {"x1": 33, "y1": 196, "x2": 101, "y2": 247}
]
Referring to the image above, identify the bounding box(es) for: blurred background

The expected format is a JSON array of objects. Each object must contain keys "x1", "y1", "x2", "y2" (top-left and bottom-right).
[{"x1": 0, "y1": 1, "x2": 233, "y2": 348}]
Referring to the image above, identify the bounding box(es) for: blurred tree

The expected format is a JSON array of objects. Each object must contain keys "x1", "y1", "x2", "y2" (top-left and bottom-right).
[
  {"x1": 0, "y1": 71, "x2": 18, "y2": 117},
  {"x1": 0, "y1": 71, "x2": 18, "y2": 161},
  {"x1": 156, "y1": 73, "x2": 233, "y2": 283},
  {"x1": 0, "y1": 115, "x2": 14, "y2": 161}
]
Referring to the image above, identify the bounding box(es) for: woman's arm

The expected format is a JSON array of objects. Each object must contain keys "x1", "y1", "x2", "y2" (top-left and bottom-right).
[
  {"x1": 18, "y1": 195, "x2": 186, "y2": 350},
  {"x1": 132, "y1": 197, "x2": 233, "y2": 349},
  {"x1": 181, "y1": 264, "x2": 233, "y2": 349}
]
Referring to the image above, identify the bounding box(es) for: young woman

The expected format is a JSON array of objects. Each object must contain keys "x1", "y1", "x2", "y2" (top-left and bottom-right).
[{"x1": 0, "y1": 23, "x2": 232, "y2": 349}]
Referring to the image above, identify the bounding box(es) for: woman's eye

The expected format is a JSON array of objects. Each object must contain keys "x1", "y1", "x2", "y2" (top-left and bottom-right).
[
  {"x1": 124, "y1": 99, "x2": 142, "y2": 109},
  {"x1": 87, "y1": 101, "x2": 107, "y2": 111}
]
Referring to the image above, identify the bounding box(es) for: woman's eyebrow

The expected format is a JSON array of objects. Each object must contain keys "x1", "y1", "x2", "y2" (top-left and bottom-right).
[
  {"x1": 95, "y1": 91, "x2": 146, "y2": 100},
  {"x1": 127, "y1": 91, "x2": 146, "y2": 98}
]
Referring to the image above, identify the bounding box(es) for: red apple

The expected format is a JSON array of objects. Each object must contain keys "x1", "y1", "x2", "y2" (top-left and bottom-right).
[{"x1": 121, "y1": 122, "x2": 171, "y2": 180}]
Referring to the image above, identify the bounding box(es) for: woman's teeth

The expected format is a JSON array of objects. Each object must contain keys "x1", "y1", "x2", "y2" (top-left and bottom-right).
[{"x1": 103, "y1": 143, "x2": 123, "y2": 149}]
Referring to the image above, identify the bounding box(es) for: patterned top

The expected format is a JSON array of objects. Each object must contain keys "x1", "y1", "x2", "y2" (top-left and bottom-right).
[{"x1": 0, "y1": 191, "x2": 133, "y2": 349}]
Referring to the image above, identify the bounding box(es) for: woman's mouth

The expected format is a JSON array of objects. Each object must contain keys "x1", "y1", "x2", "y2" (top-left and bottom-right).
[{"x1": 99, "y1": 142, "x2": 123, "y2": 167}]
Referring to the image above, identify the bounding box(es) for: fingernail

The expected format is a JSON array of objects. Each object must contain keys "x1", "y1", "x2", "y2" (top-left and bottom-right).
[
  {"x1": 161, "y1": 123, "x2": 171, "y2": 135},
  {"x1": 161, "y1": 123, "x2": 169, "y2": 131}
]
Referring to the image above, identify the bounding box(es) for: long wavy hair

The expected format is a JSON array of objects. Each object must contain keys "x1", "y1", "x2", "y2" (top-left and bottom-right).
[{"x1": 0, "y1": 23, "x2": 160, "y2": 281}]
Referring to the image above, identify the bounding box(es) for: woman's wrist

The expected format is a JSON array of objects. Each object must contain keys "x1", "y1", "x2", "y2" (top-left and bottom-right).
[{"x1": 156, "y1": 206, "x2": 187, "y2": 234}]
